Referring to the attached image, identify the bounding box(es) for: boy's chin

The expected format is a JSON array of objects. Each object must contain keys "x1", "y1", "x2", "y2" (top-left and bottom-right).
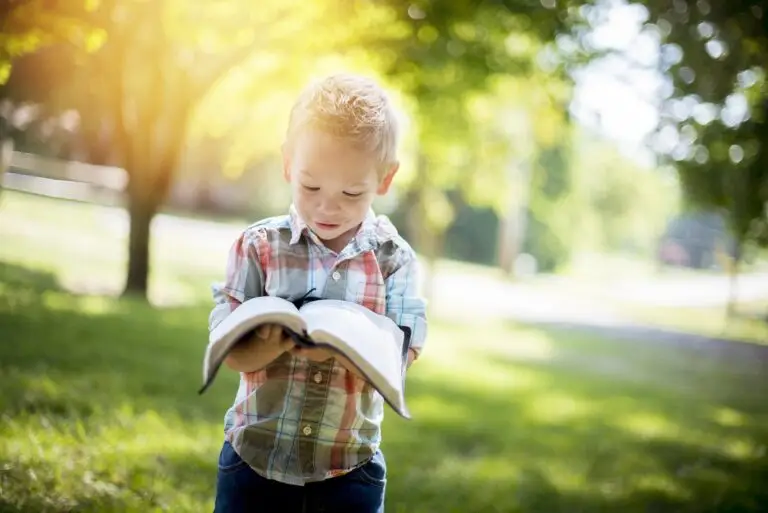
[
  {"x1": 312, "y1": 222, "x2": 358, "y2": 241},
  {"x1": 311, "y1": 223, "x2": 344, "y2": 238}
]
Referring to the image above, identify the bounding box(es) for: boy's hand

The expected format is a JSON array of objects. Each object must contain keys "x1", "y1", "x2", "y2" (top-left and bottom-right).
[
  {"x1": 252, "y1": 324, "x2": 293, "y2": 353},
  {"x1": 224, "y1": 324, "x2": 292, "y2": 373},
  {"x1": 406, "y1": 348, "x2": 417, "y2": 369}
]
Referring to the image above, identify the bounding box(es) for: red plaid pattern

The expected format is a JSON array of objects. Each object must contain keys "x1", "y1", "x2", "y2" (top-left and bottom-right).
[{"x1": 209, "y1": 205, "x2": 427, "y2": 485}]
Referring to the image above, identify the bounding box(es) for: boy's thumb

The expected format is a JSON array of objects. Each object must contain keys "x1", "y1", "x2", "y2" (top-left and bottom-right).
[{"x1": 256, "y1": 325, "x2": 271, "y2": 340}]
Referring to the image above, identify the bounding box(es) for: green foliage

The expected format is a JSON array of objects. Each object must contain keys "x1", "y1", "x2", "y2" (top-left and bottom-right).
[
  {"x1": 621, "y1": 0, "x2": 768, "y2": 247},
  {"x1": 5, "y1": 0, "x2": 367, "y2": 181},
  {"x1": 0, "y1": 0, "x2": 103, "y2": 84},
  {"x1": 361, "y1": 1, "x2": 570, "y2": 238},
  {"x1": 569, "y1": 129, "x2": 679, "y2": 255},
  {"x1": 2, "y1": 0, "x2": 374, "y2": 296},
  {"x1": 2, "y1": 0, "x2": 580, "y2": 289},
  {"x1": 443, "y1": 203, "x2": 501, "y2": 266},
  {"x1": 400, "y1": 124, "x2": 676, "y2": 271},
  {"x1": 522, "y1": 144, "x2": 574, "y2": 271},
  {"x1": 374, "y1": 0, "x2": 566, "y2": 95}
]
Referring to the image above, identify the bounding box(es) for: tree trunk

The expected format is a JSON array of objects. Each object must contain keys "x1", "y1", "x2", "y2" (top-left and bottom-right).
[
  {"x1": 497, "y1": 215, "x2": 519, "y2": 276},
  {"x1": 497, "y1": 154, "x2": 532, "y2": 278},
  {"x1": 0, "y1": 138, "x2": 13, "y2": 200},
  {"x1": 401, "y1": 151, "x2": 446, "y2": 305},
  {"x1": 422, "y1": 229, "x2": 444, "y2": 305},
  {"x1": 122, "y1": 186, "x2": 160, "y2": 298},
  {"x1": 404, "y1": 186, "x2": 434, "y2": 301},
  {"x1": 414, "y1": 191, "x2": 447, "y2": 306},
  {"x1": 120, "y1": 142, "x2": 178, "y2": 300},
  {"x1": 726, "y1": 238, "x2": 743, "y2": 319},
  {"x1": 116, "y1": 105, "x2": 187, "y2": 300}
]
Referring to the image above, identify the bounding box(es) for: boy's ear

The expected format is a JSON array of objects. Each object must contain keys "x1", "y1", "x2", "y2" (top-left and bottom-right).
[
  {"x1": 377, "y1": 162, "x2": 399, "y2": 195},
  {"x1": 281, "y1": 143, "x2": 291, "y2": 182}
]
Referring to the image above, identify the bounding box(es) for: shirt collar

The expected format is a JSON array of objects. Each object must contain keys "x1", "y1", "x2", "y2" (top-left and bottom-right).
[
  {"x1": 288, "y1": 203, "x2": 384, "y2": 253},
  {"x1": 288, "y1": 204, "x2": 309, "y2": 245}
]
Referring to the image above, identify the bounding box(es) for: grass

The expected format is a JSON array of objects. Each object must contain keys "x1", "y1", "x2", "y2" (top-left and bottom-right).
[
  {"x1": 619, "y1": 301, "x2": 768, "y2": 345},
  {"x1": 2, "y1": 190, "x2": 768, "y2": 512},
  {"x1": 554, "y1": 251, "x2": 768, "y2": 344}
]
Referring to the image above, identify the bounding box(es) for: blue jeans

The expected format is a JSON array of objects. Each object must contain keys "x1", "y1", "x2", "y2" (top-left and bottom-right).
[{"x1": 214, "y1": 441, "x2": 386, "y2": 513}]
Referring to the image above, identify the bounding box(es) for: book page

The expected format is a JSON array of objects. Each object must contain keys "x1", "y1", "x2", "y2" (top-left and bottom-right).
[
  {"x1": 201, "y1": 296, "x2": 305, "y2": 393},
  {"x1": 300, "y1": 299, "x2": 403, "y2": 340},
  {"x1": 299, "y1": 300, "x2": 408, "y2": 416},
  {"x1": 209, "y1": 296, "x2": 305, "y2": 347}
]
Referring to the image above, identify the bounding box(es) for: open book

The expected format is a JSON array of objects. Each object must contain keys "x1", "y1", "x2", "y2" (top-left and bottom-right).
[{"x1": 200, "y1": 296, "x2": 412, "y2": 419}]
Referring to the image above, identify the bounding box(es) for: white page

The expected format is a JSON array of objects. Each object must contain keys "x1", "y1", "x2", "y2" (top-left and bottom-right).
[
  {"x1": 299, "y1": 300, "x2": 404, "y2": 391},
  {"x1": 201, "y1": 296, "x2": 306, "y2": 393},
  {"x1": 208, "y1": 296, "x2": 304, "y2": 347}
]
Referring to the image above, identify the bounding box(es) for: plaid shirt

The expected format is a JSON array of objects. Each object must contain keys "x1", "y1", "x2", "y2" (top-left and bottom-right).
[{"x1": 208, "y1": 205, "x2": 427, "y2": 485}]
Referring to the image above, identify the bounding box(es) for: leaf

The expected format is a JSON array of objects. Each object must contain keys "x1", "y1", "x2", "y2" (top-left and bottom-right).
[
  {"x1": 0, "y1": 62, "x2": 11, "y2": 85},
  {"x1": 85, "y1": 29, "x2": 106, "y2": 52}
]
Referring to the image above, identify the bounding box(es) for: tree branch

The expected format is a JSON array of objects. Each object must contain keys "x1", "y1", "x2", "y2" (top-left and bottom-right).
[{"x1": 188, "y1": 3, "x2": 308, "y2": 103}]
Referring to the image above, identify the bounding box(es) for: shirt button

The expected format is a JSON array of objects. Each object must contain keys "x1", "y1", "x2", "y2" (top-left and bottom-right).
[
  {"x1": 313, "y1": 372, "x2": 323, "y2": 383},
  {"x1": 303, "y1": 425, "x2": 312, "y2": 436},
  {"x1": 332, "y1": 271, "x2": 341, "y2": 281}
]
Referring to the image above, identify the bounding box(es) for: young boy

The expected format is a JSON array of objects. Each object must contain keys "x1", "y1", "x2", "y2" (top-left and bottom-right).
[{"x1": 208, "y1": 73, "x2": 428, "y2": 513}]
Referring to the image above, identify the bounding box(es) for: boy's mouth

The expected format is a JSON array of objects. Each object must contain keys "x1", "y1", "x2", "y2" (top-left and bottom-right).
[{"x1": 315, "y1": 222, "x2": 340, "y2": 230}]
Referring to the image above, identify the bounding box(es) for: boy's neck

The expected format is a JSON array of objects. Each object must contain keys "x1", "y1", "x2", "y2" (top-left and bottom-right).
[{"x1": 318, "y1": 223, "x2": 361, "y2": 253}]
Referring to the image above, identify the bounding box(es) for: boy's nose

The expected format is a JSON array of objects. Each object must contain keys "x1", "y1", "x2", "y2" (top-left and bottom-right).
[{"x1": 317, "y1": 198, "x2": 340, "y2": 214}]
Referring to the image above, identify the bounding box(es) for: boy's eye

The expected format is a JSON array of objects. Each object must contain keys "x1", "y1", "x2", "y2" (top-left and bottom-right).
[
  {"x1": 302, "y1": 185, "x2": 320, "y2": 192},
  {"x1": 343, "y1": 191, "x2": 363, "y2": 198}
]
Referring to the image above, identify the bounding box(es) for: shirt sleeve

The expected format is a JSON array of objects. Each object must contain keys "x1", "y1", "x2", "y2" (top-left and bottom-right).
[
  {"x1": 208, "y1": 228, "x2": 268, "y2": 332},
  {"x1": 385, "y1": 247, "x2": 428, "y2": 356}
]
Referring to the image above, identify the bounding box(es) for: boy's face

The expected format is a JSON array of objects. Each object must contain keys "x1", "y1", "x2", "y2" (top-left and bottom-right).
[{"x1": 283, "y1": 129, "x2": 397, "y2": 250}]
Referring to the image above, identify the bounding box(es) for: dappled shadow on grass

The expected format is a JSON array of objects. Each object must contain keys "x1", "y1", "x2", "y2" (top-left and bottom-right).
[
  {"x1": 383, "y1": 375, "x2": 768, "y2": 513},
  {"x1": 0, "y1": 442, "x2": 218, "y2": 513},
  {"x1": 381, "y1": 321, "x2": 768, "y2": 513},
  {"x1": 538, "y1": 318, "x2": 768, "y2": 359},
  {"x1": 486, "y1": 319, "x2": 768, "y2": 417},
  {"x1": 0, "y1": 262, "x2": 237, "y2": 420},
  {"x1": 0, "y1": 262, "x2": 231, "y2": 511},
  {"x1": 2, "y1": 262, "x2": 768, "y2": 512}
]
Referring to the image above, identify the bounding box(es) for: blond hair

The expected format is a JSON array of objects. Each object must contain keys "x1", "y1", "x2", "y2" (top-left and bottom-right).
[{"x1": 285, "y1": 73, "x2": 399, "y2": 171}]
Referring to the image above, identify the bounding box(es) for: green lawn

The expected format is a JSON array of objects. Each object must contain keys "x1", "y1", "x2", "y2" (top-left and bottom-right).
[
  {"x1": 619, "y1": 302, "x2": 768, "y2": 345},
  {"x1": 2, "y1": 191, "x2": 768, "y2": 512}
]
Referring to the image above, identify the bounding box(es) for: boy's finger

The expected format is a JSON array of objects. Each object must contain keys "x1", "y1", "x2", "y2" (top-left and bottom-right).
[
  {"x1": 278, "y1": 337, "x2": 293, "y2": 351},
  {"x1": 255, "y1": 325, "x2": 271, "y2": 340},
  {"x1": 272, "y1": 326, "x2": 286, "y2": 342}
]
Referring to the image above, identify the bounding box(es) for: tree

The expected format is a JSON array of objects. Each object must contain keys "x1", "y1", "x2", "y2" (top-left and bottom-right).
[
  {"x1": 356, "y1": 0, "x2": 570, "y2": 282},
  {"x1": 632, "y1": 0, "x2": 768, "y2": 312},
  {"x1": 0, "y1": 0, "x2": 103, "y2": 84},
  {"x1": 640, "y1": 2, "x2": 766, "y2": 232},
  {"x1": 0, "y1": 0, "x2": 103, "y2": 195},
  {"x1": 565, "y1": 0, "x2": 768, "y2": 312},
  {"x1": 174, "y1": 0, "x2": 575, "y2": 286},
  {"x1": 463, "y1": 73, "x2": 570, "y2": 274},
  {"x1": 3, "y1": 0, "x2": 578, "y2": 300},
  {"x1": 3, "y1": 0, "x2": 361, "y2": 300}
]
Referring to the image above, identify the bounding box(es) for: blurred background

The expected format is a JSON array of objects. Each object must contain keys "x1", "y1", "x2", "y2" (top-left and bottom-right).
[{"x1": 1, "y1": 0, "x2": 767, "y2": 511}]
